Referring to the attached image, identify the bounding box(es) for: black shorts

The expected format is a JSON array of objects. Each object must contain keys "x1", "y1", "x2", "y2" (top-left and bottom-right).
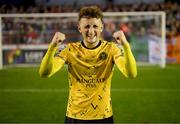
[{"x1": 65, "y1": 116, "x2": 114, "y2": 123}]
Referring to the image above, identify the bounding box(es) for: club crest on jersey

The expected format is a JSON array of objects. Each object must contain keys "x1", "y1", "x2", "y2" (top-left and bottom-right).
[{"x1": 99, "y1": 52, "x2": 107, "y2": 60}]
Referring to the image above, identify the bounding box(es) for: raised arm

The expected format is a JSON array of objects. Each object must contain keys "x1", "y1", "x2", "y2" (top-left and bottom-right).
[
  {"x1": 113, "y1": 30, "x2": 137, "y2": 78},
  {"x1": 39, "y1": 32, "x2": 66, "y2": 78}
]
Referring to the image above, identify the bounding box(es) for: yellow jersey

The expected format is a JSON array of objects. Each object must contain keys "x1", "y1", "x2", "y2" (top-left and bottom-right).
[{"x1": 39, "y1": 40, "x2": 137, "y2": 120}]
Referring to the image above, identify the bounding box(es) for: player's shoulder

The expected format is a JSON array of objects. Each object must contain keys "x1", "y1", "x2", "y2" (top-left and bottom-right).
[
  {"x1": 101, "y1": 39, "x2": 117, "y2": 48},
  {"x1": 58, "y1": 41, "x2": 81, "y2": 54},
  {"x1": 67, "y1": 41, "x2": 81, "y2": 48},
  {"x1": 62, "y1": 41, "x2": 81, "y2": 52}
]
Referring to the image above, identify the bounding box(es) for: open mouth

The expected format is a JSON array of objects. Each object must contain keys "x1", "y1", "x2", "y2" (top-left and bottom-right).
[{"x1": 87, "y1": 35, "x2": 96, "y2": 40}]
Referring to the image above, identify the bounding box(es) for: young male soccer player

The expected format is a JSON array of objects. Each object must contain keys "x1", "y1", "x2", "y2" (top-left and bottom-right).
[{"x1": 39, "y1": 6, "x2": 137, "y2": 123}]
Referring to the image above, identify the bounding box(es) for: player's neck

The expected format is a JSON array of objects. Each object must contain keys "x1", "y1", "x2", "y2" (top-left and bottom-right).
[{"x1": 82, "y1": 40, "x2": 101, "y2": 49}]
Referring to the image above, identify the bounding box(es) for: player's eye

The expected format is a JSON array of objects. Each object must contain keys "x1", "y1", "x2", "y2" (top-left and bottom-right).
[
  {"x1": 93, "y1": 25, "x2": 98, "y2": 28},
  {"x1": 84, "y1": 25, "x2": 90, "y2": 29}
]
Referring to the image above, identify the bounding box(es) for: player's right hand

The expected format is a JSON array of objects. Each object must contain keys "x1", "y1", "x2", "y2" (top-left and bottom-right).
[{"x1": 51, "y1": 32, "x2": 65, "y2": 46}]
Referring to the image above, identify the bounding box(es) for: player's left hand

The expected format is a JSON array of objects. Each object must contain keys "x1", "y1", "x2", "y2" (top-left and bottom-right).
[{"x1": 113, "y1": 30, "x2": 128, "y2": 45}]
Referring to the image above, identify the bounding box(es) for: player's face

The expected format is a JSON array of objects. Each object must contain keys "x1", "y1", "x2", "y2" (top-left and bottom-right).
[{"x1": 78, "y1": 18, "x2": 103, "y2": 45}]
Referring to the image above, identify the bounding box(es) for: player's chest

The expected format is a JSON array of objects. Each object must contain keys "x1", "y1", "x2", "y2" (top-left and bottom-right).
[{"x1": 68, "y1": 49, "x2": 110, "y2": 65}]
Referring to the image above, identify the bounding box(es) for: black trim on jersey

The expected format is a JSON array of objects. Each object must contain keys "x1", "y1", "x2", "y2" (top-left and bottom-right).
[
  {"x1": 81, "y1": 40, "x2": 102, "y2": 50},
  {"x1": 65, "y1": 116, "x2": 114, "y2": 123},
  {"x1": 56, "y1": 55, "x2": 65, "y2": 61}
]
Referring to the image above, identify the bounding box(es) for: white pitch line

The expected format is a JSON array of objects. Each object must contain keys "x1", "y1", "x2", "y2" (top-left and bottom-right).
[
  {"x1": 112, "y1": 89, "x2": 180, "y2": 92},
  {"x1": 0, "y1": 89, "x2": 180, "y2": 93},
  {"x1": 0, "y1": 89, "x2": 67, "y2": 93}
]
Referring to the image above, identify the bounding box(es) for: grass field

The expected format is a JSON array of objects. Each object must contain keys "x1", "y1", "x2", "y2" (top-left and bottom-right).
[{"x1": 0, "y1": 65, "x2": 180, "y2": 123}]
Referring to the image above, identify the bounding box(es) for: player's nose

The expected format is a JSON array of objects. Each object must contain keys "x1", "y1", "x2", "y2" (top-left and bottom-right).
[{"x1": 88, "y1": 27, "x2": 94, "y2": 35}]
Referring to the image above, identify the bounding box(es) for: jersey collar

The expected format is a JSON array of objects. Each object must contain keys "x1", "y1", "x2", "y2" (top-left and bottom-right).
[{"x1": 81, "y1": 40, "x2": 102, "y2": 50}]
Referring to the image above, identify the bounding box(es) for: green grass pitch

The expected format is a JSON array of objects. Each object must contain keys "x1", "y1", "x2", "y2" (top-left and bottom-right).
[{"x1": 0, "y1": 65, "x2": 180, "y2": 123}]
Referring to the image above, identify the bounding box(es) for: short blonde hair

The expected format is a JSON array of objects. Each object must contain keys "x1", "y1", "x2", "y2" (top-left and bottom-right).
[{"x1": 78, "y1": 6, "x2": 103, "y2": 21}]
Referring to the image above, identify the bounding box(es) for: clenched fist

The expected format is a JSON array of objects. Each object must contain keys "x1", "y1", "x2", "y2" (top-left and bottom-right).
[
  {"x1": 51, "y1": 32, "x2": 65, "y2": 46},
  {"x1": 113, "y1": 30, "x2": 128, "y2": 45}
]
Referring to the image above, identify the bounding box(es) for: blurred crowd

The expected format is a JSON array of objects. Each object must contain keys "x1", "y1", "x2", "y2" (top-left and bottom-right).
[{"x1": 0, "y1": 1, "x2": 180, "y2": 35}]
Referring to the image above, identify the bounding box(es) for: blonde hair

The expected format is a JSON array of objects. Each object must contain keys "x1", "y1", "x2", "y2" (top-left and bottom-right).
[{"x1": 78, "y1": 6, "x2": 103, "y2": 21}]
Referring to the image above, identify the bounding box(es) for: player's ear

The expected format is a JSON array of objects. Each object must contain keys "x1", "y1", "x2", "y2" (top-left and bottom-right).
[
  {"x1": 77, "y1": 23, "x2": 81, "y2": 33},
  {"x1": 100, "y1": 23, "x2": 104, "y2": 32}
]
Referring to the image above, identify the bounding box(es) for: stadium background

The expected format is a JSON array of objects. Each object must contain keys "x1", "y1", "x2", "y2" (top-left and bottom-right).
[{"x1": 0, "y1": 0, "x2": 180, "y2": 123}]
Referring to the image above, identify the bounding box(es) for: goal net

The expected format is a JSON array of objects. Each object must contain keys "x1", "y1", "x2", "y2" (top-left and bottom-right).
[{"x1": 0, "y1": 12, "x2": 166, "y2": 69}]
